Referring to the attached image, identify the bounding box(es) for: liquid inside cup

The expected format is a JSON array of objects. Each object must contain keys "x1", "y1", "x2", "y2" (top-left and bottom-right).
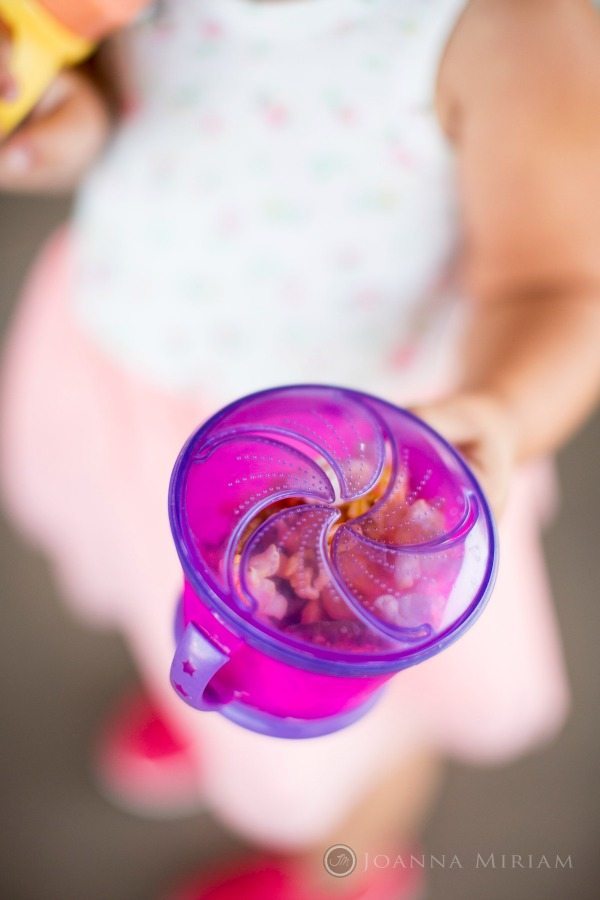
[{"x1": 177, "y1": 387, "x2": 494, "y2": 662}]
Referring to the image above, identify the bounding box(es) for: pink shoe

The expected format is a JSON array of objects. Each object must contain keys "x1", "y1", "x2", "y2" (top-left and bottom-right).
[
  {"x1": 94, "y1": 687, "x2": 202, "y2": 817},
  {"x1": 167, "y1": 853, "x2": 424, "y2": 900}
]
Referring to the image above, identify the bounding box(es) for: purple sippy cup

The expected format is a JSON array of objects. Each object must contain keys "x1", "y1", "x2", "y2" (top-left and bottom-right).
[{"x1": 169, "y1": 385, "x2": 497, "y2": 739}]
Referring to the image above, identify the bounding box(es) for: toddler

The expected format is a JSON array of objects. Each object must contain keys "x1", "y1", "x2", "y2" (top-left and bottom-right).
[{"x1": 1, "y1": 1, "x2": 600, "y2": 897}]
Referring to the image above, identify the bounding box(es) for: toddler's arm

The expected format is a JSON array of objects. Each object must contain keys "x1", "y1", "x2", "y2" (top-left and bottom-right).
[{"x1": 417, "y1": 0, "x2": 600, "y2": 512}]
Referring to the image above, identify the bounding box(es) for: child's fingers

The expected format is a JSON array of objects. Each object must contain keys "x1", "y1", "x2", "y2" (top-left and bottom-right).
[
  {"x1": 411, "y1": 396, "x2": 487, "y2": 446},
  {"x1": 412, "y1": 404, "x2": 468, "y2": 444},
  {"x1": 0, "y1": 71, "x2": 110, "y2": 192},
  {"x1": 412, "y1": 394, "x2": 514, "y2": 517},
  {"x1": 463, "y1": 439, "x2": 512, "y2": 518}
]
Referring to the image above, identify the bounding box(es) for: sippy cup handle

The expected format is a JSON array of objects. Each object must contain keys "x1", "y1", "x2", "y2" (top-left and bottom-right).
[{"x1": 170, "y1": 622, "x2": 229, "y2": 712}]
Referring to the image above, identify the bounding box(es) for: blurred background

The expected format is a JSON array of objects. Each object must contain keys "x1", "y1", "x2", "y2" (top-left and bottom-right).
[{"x1": 0, "y1": 195, "x2": 598, "y2": 900}]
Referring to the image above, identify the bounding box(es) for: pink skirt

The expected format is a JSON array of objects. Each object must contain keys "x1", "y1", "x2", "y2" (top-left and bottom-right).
[{"x1": 0, "y1": 230, "x2": 570, "y2": 848}]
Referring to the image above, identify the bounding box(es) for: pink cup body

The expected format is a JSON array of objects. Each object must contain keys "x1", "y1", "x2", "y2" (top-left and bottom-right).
[{"x1": 181, "y1": 580, "x2": 390, "y2": 720}]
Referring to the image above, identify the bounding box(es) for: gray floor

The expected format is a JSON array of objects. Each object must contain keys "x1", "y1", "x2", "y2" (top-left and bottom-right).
[{"x1": 0, "y1": 195, "x2": 598, "y2": 900}]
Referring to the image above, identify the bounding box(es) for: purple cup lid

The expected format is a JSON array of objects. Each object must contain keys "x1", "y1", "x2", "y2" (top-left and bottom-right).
[{"x1": 169, "y1": 385, "x2": 497, "y2": 676}]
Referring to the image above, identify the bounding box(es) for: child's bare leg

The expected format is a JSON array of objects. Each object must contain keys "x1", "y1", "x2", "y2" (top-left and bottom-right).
[{"x1": 297, "y1": 747, "x2": 443, "y2": 895}]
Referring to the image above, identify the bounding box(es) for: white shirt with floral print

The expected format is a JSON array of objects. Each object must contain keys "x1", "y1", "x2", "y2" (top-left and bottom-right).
[{"x1": 73, "y1": 0, "x2": 467, "y2": 404}]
